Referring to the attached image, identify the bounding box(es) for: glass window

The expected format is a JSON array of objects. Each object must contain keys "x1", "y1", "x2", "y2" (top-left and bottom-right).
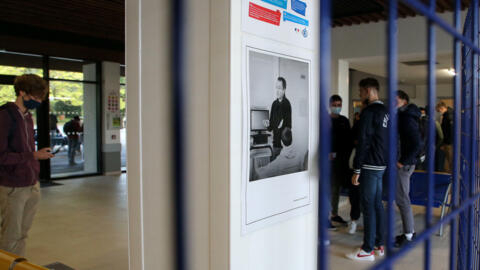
[
  {"x1": 120, "y1": 84, "x2": 126, "y2": 169},
  {"x1": 49, "y1": 57, "x2": 97, "y2": 81},
  {"x1": 0, "y1": 84, "x2": 16, "y2": 106},
  {"x1": 0, "y1": 51, "x2": 43, "y2": 76},
  {"x1": 49, "y1": 80, "x2": 99, "y2": 177}
]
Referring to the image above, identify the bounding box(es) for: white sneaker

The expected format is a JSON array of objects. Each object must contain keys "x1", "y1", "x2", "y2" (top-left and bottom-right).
[
  {"x1": 374, "y1": 246, "x2": 385, "y2": 256},
  {"x1": 348, "y1": 220, "x2": 358, "y2": 234},
  {"x1": 346, "y1": 248, "x2": 375, "y2": 261}
]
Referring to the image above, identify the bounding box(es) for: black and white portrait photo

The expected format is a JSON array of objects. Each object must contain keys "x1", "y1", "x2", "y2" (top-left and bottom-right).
[{"x1": 248, "y1": 49, "x2": 310, "y2": 181}]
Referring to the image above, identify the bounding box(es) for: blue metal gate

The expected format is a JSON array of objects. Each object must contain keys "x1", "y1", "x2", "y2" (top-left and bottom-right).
[
  {"x1": 459, "y1": 5, "x2": 480, "y2": 270},
  {"x1": 318, "y1": 0, "x2": 480, "y2": 269}
]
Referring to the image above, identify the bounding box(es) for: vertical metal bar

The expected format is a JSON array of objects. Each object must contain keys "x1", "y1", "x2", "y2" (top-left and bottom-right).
[
  {"x1": 425, "y1": 1, "x2": 436, "y2": 269},
  {"x1": 386, "y1": 1, "x2": 398, "y2": 267},
  {"x1": 96, "y1": 62, "x2": 103, "y2": 175},
  {"x1": 450, "y1": 0, "x2": 461, "y2": 269},
  {"x1": 39, "y1": 55, "x2": 51, "y2": 182},
  {"x1": 468, "y1": 1, "x2": 479, "y2": 269},
  {"x1": 172, "y1": 0, "x2": 186, "y2": 269},
  {"x1": 318, "y1": 0, "x2": 332, "y2": 269}
]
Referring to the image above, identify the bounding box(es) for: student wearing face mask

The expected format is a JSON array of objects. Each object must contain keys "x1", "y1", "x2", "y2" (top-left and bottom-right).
[
  {"x1": 329, "y1": 95, "x2": 360, "y2": 233},
  {"x1": 0, "y1": 74, "x2": 53, "y2": 256},
  {"x1": 263, "y1": 77, "x2": 292, "y2": 161}
]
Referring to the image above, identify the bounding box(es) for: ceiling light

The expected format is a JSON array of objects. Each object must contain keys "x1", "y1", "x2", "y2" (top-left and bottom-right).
[{"x1": 446, "y1": 68, "x2": 456, "y2": 76}]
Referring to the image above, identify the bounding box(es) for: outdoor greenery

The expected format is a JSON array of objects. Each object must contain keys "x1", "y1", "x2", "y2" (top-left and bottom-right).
[
  {"x1": 120, "y1": 84, "x2": 126, "y2": 117},
  {"x1": 0, "y1": 66, "x2": 84, "y2": 119},
  {"x1": 1, "y1": 66, "x2": 126, "y2": 123},
  {"x1": 0, "y1": 65, "x2": 42, "y2": 106}
]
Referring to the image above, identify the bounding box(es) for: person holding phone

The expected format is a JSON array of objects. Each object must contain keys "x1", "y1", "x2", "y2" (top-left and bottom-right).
[{"x1": 0, "y1": 74, "x2": 53, "y2": 256}]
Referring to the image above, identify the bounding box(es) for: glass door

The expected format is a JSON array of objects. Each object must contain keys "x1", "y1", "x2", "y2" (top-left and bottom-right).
[
  {"x1": 0, "y1": 51, "x2": 101, "y2": 180},
  {"x1": 48, "y1": 57, "x2": 100, "y2": 178}
]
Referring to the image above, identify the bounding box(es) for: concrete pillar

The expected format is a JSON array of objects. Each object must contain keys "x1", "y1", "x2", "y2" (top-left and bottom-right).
[
  {"x1": 102, "y1": 62, "x2": 121, "y2": 175},
  {"x1": 338, "y1": 59, "x2": 350, "y2": 116},
  {"x1": 82, "y1": 64, "x2": 98, "y2": 173},
  {"x1": 126, "y1": 0, "x2": 175, "y2": 269}
]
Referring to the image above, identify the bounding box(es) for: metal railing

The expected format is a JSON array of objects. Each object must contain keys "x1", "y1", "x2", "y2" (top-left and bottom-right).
[{"x1": 318, "y1": 0, "x2": 480, "y2": 269}]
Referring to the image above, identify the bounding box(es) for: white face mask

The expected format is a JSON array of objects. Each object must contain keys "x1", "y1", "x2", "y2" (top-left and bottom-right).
[{"x1": 330, "y1": 107, "x2": 341, "y2": 115}]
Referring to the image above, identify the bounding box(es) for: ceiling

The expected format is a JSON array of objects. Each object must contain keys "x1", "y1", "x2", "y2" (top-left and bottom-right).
[
  {"x1": 333, "y1": 0, "x2": 471, "y2": 27},
  {"x1": 348, "y1": 53, "x2": 455, "y2": 84},
  {"x1": 0, "y1": 0, "x2": 124, "y2": 63},
  {"x1": 0, "y1": 1, "x2": 472, "y2": 63}
]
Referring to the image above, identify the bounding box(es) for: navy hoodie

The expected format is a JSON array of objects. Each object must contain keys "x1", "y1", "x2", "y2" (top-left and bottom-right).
[{"x1": 398, "y1": 103, "x2": 422, "y2": 165}]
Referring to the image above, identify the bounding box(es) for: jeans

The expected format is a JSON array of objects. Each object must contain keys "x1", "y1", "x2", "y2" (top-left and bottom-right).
[
  {"x1": 360, "y1": 169, "x2": 385, "y2": 252},
  {"x1": 68, "y1": 138, "x2": 79, "y2": 164}
]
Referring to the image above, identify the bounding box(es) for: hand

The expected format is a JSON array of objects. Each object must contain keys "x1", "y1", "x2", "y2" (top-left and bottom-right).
[
  {"x1": 263, "y1": 119, "x2": 270, "y2": 128},
  {"x1": 34, "y1": 147, "x2": 54, "y2": 160},
  {"x1": 352, "y1": 173, "x2": 360, "y2": 186},
  {"x1": 397, "y1": 162, "x2": 404, "y2": 169},
  {"x1": 278, "y1": 119, "x2": 284, "y2": 129}
]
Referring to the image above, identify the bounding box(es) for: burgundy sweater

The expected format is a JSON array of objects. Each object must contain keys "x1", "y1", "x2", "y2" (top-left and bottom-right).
[{"x1": 0, "y1": 102, "x2": 39, "y2": 187}]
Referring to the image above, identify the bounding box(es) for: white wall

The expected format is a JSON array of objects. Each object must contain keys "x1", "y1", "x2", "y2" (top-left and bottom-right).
[
  {"x1": 126, "y1": 0, "x2": 174, "y2": 269},
  {"x1": 348, "y1": 69, "x2": 416, "y2": 119},
  {"x1": 332, "y1": 11, "x2": 464, "y2": 113},
  {"x1": 127, "y1": 0, "x2": 229, "y2": 269},
  {"x1": 348, "y1": 69, "x2": 454, "y2": 114},
  {"x1": 230, "y1": 1, "x2": 318, "y2": 270},
  {"x1": 411, "y1": 84, "x2": 454, "y2": 106}
]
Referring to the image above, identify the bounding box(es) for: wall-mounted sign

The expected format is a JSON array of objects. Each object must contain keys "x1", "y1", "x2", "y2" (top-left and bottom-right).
[
  {"x1": 261, "y1": 0, "x2": 287, "y2": 9},
  {"x1": 243, "y1": 0, "x2": 315, "y2": 49},
  {"x1": 249, "y1": 2, "x2": 281, "y2": 26},
  {"x1": 291, "y1": 0, "x2": 307, "y2": 16},
  {"x1": 283, "y1": 11, "x2": 309, "y2": 26}
]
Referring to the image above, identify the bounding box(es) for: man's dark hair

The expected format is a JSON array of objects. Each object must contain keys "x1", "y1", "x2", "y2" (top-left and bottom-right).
[
  {"x1": 277, "y1": 77, "x2": 287, "y2": 90},
  {"x1": 14, "y1": 74, "x2": 48, "y2": 99},
  {"x1": 330, "y1": 94, "x2": 342, "y2": 104},
  {"x1": 436, "y1": 101, "x2": 447, "y2": 109},
  {"x1": 359, "y1": 77, "x2": 380, "y2": 91},
  {"x1": 281, "y1": 127, "x2": 292, "y2": 147},
  {"x1": 396, "y1": 90, "x2": 410, "y2": 103},
  {"x1": 73, "y1": 115, "x2": 80, "y2": 121}
]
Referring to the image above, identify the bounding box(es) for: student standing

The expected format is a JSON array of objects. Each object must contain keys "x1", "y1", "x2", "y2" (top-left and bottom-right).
[
  {"x1": 0, "y1": 74, "x2": 53, "y2": 255},
  {"x1": 347, "y1": 78, "x2": 389, "y2": 261}
]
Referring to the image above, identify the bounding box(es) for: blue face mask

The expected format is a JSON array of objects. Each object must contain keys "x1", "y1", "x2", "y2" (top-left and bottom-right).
[
  {"x1": 23, "y1": 97, "x2": 41, "y2": 110},
  {"x1": 331, "y1": 107, "x2": 341, "y2": 115}
]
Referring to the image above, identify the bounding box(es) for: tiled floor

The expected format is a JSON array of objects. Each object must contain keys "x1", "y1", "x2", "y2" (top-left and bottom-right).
[
  {"x1": 23, "y1": 175, "x2": 450, "y2": 270},
  {"x1": 27, "y1": 175, "x2": 128, "y2": 270},
  {"x1": 330, "y1": 198, "x2": 451, "y2": 270}
]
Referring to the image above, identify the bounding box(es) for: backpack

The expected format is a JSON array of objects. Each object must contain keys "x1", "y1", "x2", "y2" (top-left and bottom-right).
[
  {"x1": 0, "y1": 104, "x2": 17, "y2": 142},
  {"x1": 63, "y1": 120, "x2": 75, "y2": 135},
  {"x1": 417, "y1": 116, "x2": 428, "y2": 164}
]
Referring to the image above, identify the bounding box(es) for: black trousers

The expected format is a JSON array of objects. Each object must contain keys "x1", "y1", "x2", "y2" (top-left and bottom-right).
[{"x1": 332, "y1": 162, "x2": 361, "y2": 220}]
